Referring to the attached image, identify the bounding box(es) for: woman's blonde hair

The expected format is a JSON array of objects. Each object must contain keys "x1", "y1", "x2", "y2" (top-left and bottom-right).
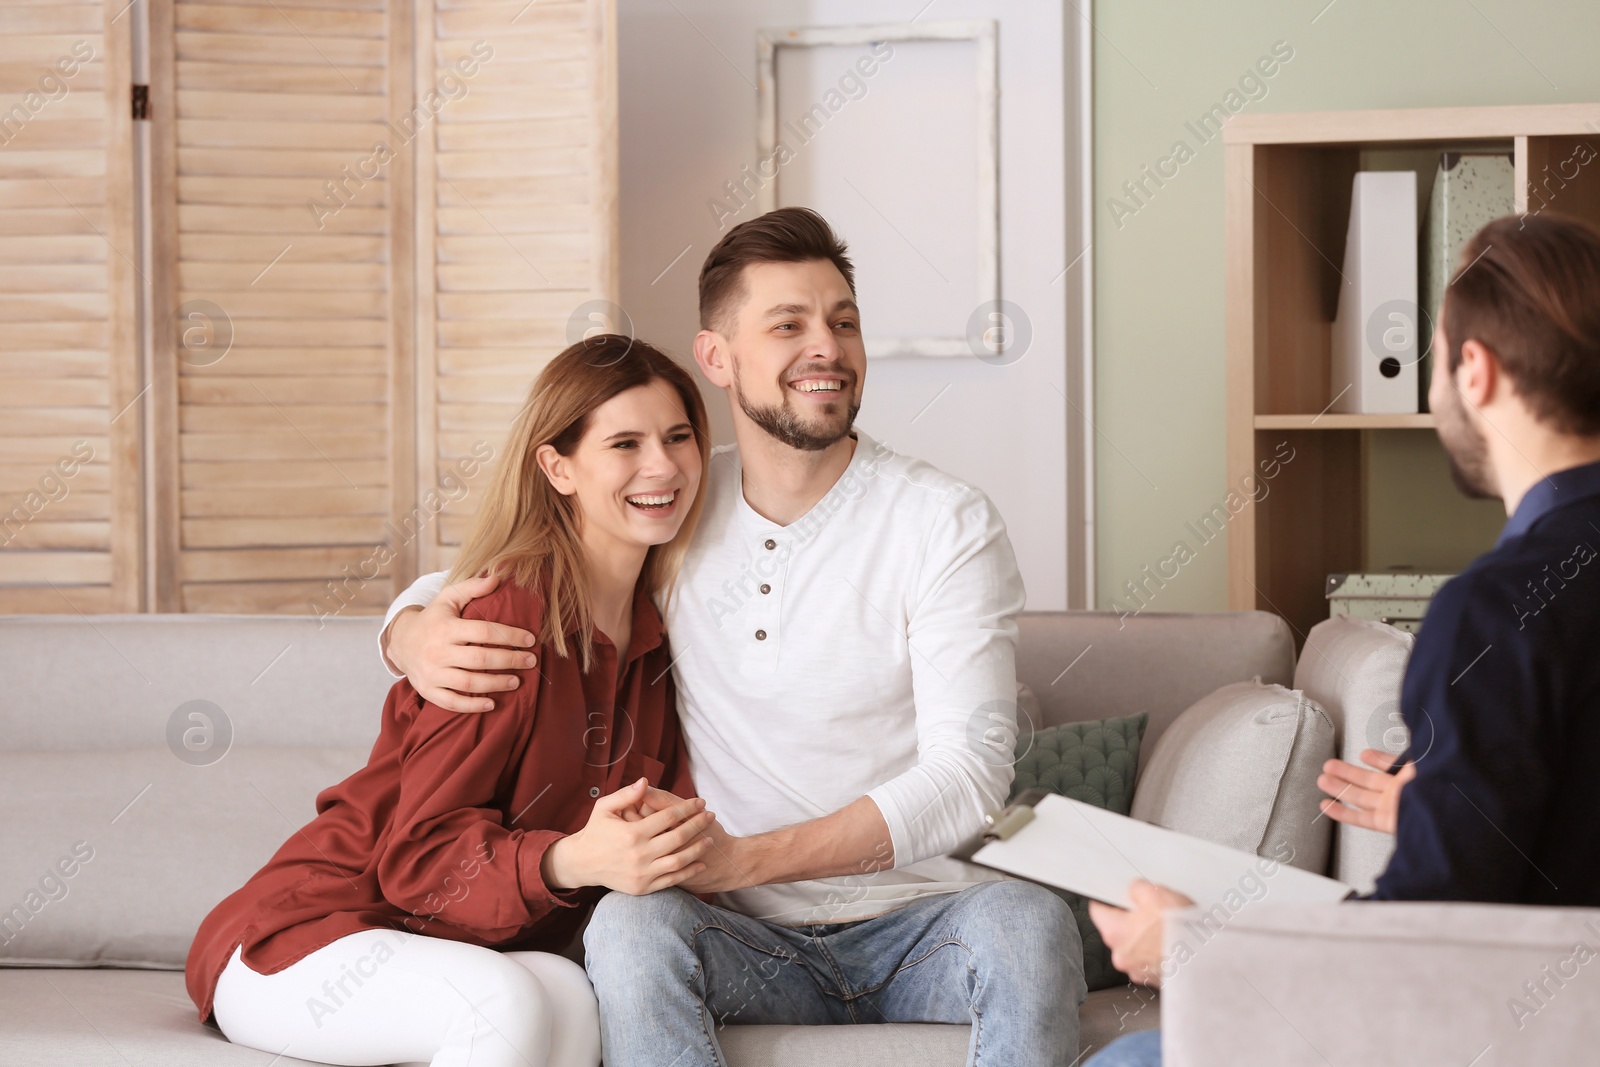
[{"x1": 448, "y1": 335, "x2": 711, "y2": 670}]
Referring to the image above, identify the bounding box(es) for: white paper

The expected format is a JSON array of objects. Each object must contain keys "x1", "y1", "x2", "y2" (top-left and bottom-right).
[{"x1": 969, "y1": 794, "x2": 1354, "y2": 911}]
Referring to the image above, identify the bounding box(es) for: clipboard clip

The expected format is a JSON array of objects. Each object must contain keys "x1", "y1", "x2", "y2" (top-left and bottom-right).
[{"x1": 983, "y1": 801, "x2": 1036, "y2": 842}]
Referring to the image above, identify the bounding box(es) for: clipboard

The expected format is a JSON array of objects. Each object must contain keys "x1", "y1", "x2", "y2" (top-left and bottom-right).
[{"x1": 953, "y1": 789, "x2": 1355, "y2": 910}]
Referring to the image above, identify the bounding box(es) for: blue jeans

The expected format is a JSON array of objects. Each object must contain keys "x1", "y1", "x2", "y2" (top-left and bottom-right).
[
  {"x1": 1085, "y1": 1028, "x2": 1162, "y2": 1066},
  {"x1": 584, "y1": 879, "x2": 1086, "y2": 1067}
]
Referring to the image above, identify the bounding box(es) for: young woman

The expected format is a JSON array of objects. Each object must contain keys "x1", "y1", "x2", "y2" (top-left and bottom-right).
[{"x1": 185, "y1": 335, "x2": 715, "y2": 1067}]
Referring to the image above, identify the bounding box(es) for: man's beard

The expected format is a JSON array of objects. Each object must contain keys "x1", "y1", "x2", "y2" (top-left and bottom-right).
[
  {"x1": 732, "y1": 360, "x2": 860, "y2": 452},
  {"x1": 1435, "y1": 383, "x2": 1496, "y2": 500}
]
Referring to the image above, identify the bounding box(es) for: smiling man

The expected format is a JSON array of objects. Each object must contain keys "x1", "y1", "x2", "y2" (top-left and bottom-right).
[{"x1": 379, "y1": 208, "x2": 1085, "y2": 1066}]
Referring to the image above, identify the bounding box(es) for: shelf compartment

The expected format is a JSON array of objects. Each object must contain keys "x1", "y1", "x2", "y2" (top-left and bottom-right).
[{"x1": 1219, "y1": 106, "x2": 1588, "y2": 646}]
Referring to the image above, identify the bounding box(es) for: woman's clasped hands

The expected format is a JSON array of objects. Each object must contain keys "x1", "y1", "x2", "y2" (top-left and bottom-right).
[{"x1": 540, "y1": 778, "x2": 718, "y2": 895}]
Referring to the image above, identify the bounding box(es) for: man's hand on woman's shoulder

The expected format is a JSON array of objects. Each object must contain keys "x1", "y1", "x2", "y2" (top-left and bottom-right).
[{"x1": 382, "y1": 572, "x2": 538, "y2": 713}]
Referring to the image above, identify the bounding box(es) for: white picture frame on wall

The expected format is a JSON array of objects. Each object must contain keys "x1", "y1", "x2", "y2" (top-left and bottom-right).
[{"x1": 755, "y1": 20, "x2": 999, "y2": 359}]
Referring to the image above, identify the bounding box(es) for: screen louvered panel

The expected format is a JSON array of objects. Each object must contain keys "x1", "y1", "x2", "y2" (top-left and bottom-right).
[
  {"x1": 0, "y1": 1, "x2": 138, "y2": 612},
  {"x1": 152, "y1": 0, "x2": 409, "y2": 614},
  {"x1": 416, "y1": 0, "x2": 616, "y2": 574}
]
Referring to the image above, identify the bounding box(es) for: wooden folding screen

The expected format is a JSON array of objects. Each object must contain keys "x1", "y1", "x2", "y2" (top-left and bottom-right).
[
  {"x1": 126, "y1": 0, "x2": 617, "y2": 612},
  {"x1": 0, "y1": 2, "x2": 139, "y2": 612}
]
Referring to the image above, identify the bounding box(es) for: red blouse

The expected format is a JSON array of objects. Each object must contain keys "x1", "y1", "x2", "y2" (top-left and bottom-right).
[{"x1": 185, "y1": 577, "x2": 694, "y2": 1022}]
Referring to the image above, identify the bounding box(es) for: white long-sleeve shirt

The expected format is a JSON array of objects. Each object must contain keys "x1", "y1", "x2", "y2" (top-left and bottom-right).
[{"x1": 384, "y1": 431, "x2": 1025, "y2": 924}]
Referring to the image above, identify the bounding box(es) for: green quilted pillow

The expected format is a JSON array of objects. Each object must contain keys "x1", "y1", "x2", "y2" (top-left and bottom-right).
[{"x1": 1010, "y1": 712, "x2": 1149, "y2": 991}]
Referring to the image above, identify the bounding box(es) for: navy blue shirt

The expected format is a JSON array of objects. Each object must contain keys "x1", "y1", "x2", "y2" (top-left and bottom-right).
[{"x1": 1371, "y1": 458, "x2": 1600, "y2": 905}]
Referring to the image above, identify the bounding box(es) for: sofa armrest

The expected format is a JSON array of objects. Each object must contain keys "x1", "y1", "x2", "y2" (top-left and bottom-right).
[{"x1": 1160, "y1": 902, "x2": 1600, "y2": 1067}]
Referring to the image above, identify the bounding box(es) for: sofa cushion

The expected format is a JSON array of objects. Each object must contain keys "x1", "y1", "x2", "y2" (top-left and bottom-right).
[
  {"x1": 1016, "y1": 610, "x2": 1295, "y2": 754},
  {"x1": 0, "y1": 968, "x2": 331, "y2": 1065},
  {"x1": 1011, "y1": 713, "x2": 1147, "y2": 814},
  {"x1": 1011, "y1": 712, "x2": 1149, "y2": 992},
  {"x1": 723, "y1": 984, "x2": 1161, "y2": 1065},
  {"x1": 1129, "y1": 681, "x2": 1334, "y2": 873},
  {"x1": 720, "y1": 1021, "x2": 968, "y2": 1065},
  {"x1": 0, "y1": 614, "x2": 393, "y2": 751},
  {"x1": 1293, "y1": 616, "x2": 1413, "y2": 893},
  {"x1": 0, "y1": 967, "x2": 974, "y2": 1067},
  {"x1": 0, "y1": 967, "x2": 1156, "y2": 1067},
  {"x1": 0, "y1": 747, "x2": 368, "y2": 968}
]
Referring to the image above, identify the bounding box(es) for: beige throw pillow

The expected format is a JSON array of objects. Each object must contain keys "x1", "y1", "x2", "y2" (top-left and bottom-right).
[
  {"x1": 1130, "y1": 680, "x2": 1335, "y2": 873},
  {"x1": 1294, "y1": 616, "x2": 1413, "y2": 893}
]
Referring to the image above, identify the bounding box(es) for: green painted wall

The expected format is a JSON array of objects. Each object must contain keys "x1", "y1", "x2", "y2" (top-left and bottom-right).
[{"x1": 1092, "y1": 0, "x2": 1600, "y2": 612}]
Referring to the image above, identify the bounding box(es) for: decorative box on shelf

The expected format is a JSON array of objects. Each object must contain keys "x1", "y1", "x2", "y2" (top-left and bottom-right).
[
  {"x1": 1325, "y1": 572, "x2": 1454, "y2": 634},
  {"x1": 1419, "y1": 151, "x2": 1514, "y2": 412}
]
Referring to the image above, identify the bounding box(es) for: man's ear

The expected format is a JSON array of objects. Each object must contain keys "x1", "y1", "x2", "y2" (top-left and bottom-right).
[
  {"x1": 535, "y1": 444, "x2": 576, "y2": 496},
  {"x1": 693, "y1": 329, "x2": 733, "y2": 389},
  {"x1": 1455, "y1": 338, "x2": 1501, "y2": 411}
]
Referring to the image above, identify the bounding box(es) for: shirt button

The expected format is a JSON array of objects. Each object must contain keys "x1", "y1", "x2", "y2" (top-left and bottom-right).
[
  {"x1": 755, "y1": 629, "x2": 767, "y2": 641},
  {"x1": 760, "y1": 583, "x2": 771, "y2": 594},
  {"x1": 764, "y1": 539, "x2": 776, "y2": 550},
  {"x1": 589, "y1": 786, "x2": 600, "y2": 798}
]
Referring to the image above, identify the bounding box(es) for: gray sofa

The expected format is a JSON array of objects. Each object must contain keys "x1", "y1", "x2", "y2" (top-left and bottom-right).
[{"x1": 5, "y1": 608, "x2": 1588, "y2": 1065}]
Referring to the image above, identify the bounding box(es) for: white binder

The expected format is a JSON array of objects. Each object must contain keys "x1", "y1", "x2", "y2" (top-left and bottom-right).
[
  {"x1": 1330, "y1": 171, "x2": 1420, "y2": 415},
  {"x1": 954, "y1": 790, "x2": 1354, "y2": 911}
]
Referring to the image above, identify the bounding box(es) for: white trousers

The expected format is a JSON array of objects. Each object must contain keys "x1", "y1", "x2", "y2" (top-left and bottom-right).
[{"x1": 212, "y1": 930, "x2": 600, "y2": 1067}]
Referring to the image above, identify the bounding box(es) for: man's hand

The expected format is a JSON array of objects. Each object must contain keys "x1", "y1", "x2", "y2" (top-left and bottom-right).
[
  {"x1": 633, "y1": 787, "x2": 757, "y2": 895},
  {"x1": 1088, "y1": 880, "x2": 1195, "y2": 988},
  {"x1": 1317, "y1": 749, "x2": 1415, "y2": 835},
  {"x1": 382, "y1": 572, "x2": 538, "y2": 713}
]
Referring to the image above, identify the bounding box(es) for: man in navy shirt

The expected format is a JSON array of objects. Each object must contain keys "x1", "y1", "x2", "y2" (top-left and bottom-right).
[{"x1": 1085, "y1": 211, "x2": 1600, "y2": 1065}]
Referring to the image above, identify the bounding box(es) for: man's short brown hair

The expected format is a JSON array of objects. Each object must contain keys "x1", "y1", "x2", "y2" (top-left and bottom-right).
[
  {"x1": 1444, "y1": 212, "x2": 1600, "y2": 436},
  {"x1": 698, "y1": 207, "x2": 856, "y2": 333}
]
